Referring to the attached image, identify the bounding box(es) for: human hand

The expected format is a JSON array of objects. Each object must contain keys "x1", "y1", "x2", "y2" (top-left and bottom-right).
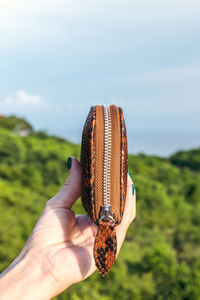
[{"x1": 0, "y1": 157, "x2": 136, "y2": 300}]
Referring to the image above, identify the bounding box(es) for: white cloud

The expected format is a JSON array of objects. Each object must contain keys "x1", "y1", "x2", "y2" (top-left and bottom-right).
[
  {"x1": 1, "y1": 90, "x2": 48, "y2": 114},
  {"x1": 5, "y1": 90, "x2": 45, "y2": 105}
]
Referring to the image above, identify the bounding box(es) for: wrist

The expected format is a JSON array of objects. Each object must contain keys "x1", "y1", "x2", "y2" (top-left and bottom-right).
[{"x1": 0, "y1": 250, "x2": 56, "y2": 300}]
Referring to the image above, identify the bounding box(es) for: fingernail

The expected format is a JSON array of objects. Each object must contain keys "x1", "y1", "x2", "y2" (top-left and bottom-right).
[
  {"x1": 67, "y1": 157, "x2": 72, "y2": 170},
  {"x1": 128, "y1": 170, "x2": 133, "y2": 181},
  {"x1": 132, "y1": 184, "x2": 135, "y2": 196},
  {"x1": 128, "y1": 170, "x2": 135, "y2": 195}
]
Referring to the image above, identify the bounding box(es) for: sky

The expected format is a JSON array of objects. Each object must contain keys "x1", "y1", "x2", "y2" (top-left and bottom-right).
[{"x1": 0, "y1": 0, "x2": 200, "y2": 153}]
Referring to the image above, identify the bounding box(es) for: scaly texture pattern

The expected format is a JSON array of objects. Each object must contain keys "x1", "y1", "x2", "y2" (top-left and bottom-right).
[
  {"x1": 80, "y1": 105, "x2": 128, "y2": 276},
  {"x1": 80, "y1": 106, "x2": 97, "y2": 224},
  {"x1": 119, "y1": 107, "x2": 128, "y2": 220},
  {"x1": 93, "y1": 220, "x2": 117, "y2": 276}
]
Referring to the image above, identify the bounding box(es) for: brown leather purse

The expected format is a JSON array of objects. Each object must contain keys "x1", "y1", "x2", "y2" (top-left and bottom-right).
[{"x1": 80, "y1": 104, "x2": 128, "y2": 276}]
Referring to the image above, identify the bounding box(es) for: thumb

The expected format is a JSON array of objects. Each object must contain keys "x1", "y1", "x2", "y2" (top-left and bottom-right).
[{"x1": 50, "y1": 156, "x2": 82, "y2": 209}]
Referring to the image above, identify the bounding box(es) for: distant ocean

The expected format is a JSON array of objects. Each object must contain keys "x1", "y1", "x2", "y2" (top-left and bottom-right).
[{"x1": 59, "y1": 130, "x2": 200, "y2": 157}]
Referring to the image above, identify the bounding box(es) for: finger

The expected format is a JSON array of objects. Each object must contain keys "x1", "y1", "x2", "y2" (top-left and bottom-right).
[
  {"x1": 48, "y1": 156, "x2": 82, "y2": 209},
  {"x1": 121, "y1": 172, "x2": 136, "y2": 228},
  {"x1": 116, "y1": 171, "x2": 136, "y2": 256}
]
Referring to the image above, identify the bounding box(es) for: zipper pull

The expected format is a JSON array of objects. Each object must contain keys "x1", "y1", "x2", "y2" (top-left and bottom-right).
[{"x1": 99, "y1": 205, "x2": 115, "y2": 223}]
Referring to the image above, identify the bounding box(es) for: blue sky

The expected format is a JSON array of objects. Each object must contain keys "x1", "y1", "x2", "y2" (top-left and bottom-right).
[{"x1": 0, "y1": 0, "x2": 200, "y2": 142}]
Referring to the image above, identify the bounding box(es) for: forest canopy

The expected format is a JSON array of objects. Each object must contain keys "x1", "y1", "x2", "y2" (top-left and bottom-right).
[{"x1": 0, "y1": 115, "x2": 200, "y2": 300}]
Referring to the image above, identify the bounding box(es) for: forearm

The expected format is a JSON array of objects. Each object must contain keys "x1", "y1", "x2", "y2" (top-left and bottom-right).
[{"x1": 0, "y1": 251, "x2": 56, "y2": 300}]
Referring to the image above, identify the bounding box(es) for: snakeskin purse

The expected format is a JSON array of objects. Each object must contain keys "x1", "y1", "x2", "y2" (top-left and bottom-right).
[{"x1": 80, "y1": 104, "x2": 128, "y2": 276}]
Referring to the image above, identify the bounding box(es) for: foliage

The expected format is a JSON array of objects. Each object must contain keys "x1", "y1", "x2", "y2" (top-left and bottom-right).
[
  {"x1": 170, "y1": 148, "x2": 200, "y2": 171},
  {"x1": 0, "y1": 115, "x2": 33, "y2": 133},
  {"x1": 0, "y1": 116, "x2": 200, "y2": 299}
]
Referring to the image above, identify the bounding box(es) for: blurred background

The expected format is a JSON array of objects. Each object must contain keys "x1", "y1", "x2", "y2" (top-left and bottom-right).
[{"x1": 0, "y1": 1, "x2": 200, "y2": 299}]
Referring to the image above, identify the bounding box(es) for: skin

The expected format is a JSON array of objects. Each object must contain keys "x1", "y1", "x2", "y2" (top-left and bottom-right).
[{"x1": 0, "y1": 157, "x2": 136, "y2": 300}]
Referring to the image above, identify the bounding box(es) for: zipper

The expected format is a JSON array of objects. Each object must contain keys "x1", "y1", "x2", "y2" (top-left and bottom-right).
[{"x1": 99, "y1": 104, "x2": 115, "y2": 224}]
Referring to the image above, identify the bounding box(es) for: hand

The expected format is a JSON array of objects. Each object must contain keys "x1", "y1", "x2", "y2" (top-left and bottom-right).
[{"x1": 0, "y1": 157, "x2": 136, "y2": 300}]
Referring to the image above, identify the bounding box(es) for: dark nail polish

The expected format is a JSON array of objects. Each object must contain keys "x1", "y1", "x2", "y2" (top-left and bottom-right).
[
  {"x1": 132, "y1": 184, "x2": 135, "y2": 196},
  {"x1": 67, "y1": 157, "x2": 72, "y2": 170},
  {"x1": 128, "y1": 170, "x2": 133, "y2": 181},
  {"x1": 128, "y1": 170, "x2": 135, "y2": 195}
]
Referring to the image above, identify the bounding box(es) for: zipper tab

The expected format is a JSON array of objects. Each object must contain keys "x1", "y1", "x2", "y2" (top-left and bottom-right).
[{"x1": 99, "y1": 205, "x2": 115, "y2": 223}]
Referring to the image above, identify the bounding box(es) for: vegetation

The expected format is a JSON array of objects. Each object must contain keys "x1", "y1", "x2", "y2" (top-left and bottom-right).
[
  {"x1": 0, "y1": 115, "x2": 200, "y2": 299},
  {"x1": 0, "y1": 115, "x2": 33, "y2": 133}
]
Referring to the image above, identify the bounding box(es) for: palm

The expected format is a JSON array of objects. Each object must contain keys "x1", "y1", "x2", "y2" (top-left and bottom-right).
[{"x1": 27, "y1": 205, "x2": 98, "y2": 294}]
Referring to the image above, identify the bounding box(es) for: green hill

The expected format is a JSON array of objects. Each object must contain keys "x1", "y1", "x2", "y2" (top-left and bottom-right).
[
  {"x1": 170, "y1": 148, "x2": 200, "y2": 171},
  {"x1": 0, "y1": 116, "x2": 200, "y2": 300},
  {"x1": 0, "y1": 115, "x2": 33, "y2": 133}
]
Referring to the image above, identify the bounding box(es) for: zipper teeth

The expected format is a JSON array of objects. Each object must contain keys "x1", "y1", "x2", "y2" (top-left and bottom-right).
[{"x1": 102, "y1": 104, "x2": 112, "y2": 206}]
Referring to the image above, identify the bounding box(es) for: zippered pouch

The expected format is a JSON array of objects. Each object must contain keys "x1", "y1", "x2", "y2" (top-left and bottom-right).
[{"x1": 80, "y1": 104, "x2": 128, "y2": 276}]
